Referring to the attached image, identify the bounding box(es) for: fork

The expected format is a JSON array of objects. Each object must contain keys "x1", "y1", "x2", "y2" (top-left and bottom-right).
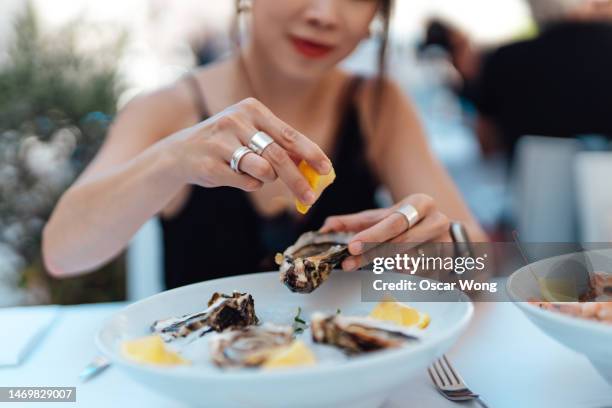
[
  {"x1": 428, "y1": 355, "x2": 490, "y2": 408},
  {"x1": 79, "y1": 355, "x2": 111, "y2": 382}
]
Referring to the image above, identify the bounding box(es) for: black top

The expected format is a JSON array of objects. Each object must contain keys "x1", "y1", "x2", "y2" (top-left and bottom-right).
[
  {"x1": 160, "y1": 75, "x2": 380, "y2": 289},
  {"x1": 473, "y1": 21, "x2": 612, "y2": 152}
]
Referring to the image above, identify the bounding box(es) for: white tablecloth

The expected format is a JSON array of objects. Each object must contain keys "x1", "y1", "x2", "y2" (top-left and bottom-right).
[{"x1": 0, "y1": 302, "x2": 610, "y2": 408}]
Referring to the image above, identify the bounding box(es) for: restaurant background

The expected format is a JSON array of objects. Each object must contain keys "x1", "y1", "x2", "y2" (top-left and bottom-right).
[{"x1": 0, "y1": 0, "x2": 611, "y2": 307}]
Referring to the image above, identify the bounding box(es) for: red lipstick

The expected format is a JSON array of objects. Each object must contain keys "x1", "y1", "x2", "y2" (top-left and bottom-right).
[{"x1": 290, "y1": 36, "x2": 334, "y2": 59}]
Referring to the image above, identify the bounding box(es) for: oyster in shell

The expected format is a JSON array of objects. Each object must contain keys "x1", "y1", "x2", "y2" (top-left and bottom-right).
[
  {"x1": 151, "y1": 292, "x2": 259, "y2": 342},
  {"x1": 310, "y1": 313, "x2": 419, "y2": 354},
  {"x1": 209, "y1": 324, "x2": 294, "y2": 368},
  {"x1": 277, "y1": 231, "x2": 352, "y2": 293}
]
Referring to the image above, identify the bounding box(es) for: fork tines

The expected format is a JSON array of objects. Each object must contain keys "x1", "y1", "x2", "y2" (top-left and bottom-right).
[{"x1": 428, "y1": 355, "x2": 478, "y2": 398}]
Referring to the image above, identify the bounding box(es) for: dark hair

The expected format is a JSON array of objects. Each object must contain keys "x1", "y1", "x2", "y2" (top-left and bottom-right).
[
  {"x1": 375, "y1": 0, "x2": 393, "y2": 116},
  {"x1": 377, "y1": 0, "x2": 393, "y2": 81}
]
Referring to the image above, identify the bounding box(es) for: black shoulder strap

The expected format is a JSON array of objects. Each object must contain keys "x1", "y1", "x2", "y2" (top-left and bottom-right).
[
  {"x1": 335, "y1": 74, "x2": 364, "y2": 125},
  {"x1": 345, "y1": 75, "x2": 365, "y2": 105},
  {"x1": 184, "y1": 73, "x2": 210, "y2": 120}
]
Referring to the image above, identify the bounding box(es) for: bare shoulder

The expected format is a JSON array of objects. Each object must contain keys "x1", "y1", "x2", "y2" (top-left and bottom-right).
[
  {"x1": 113, "y1": 79, "x2": 200, "y2": 141},
  {"x1": 113, "y1": 58, "x2": 235, "y2": 140}
]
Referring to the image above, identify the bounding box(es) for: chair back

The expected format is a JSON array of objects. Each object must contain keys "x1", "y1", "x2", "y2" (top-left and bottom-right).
[
  {"x1": 575, "y1": 152, "x2": 612, "y2": 242},
  {"x1": 513, "y1": 136, "x2": 580, "y2": 245},
  {"x1": 126, "y1": 217, "x2": 164, "y2": 301}
]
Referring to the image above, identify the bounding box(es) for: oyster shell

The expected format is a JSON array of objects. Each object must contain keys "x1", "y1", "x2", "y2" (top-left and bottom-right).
[
  {"x1": 310, "y1": 313, "x2": 419, "y2": 354},
  {"x1": 151, "y1": 292, "x2": 259, "y2": 342},
  {"x1": 209, "y1": 324, "x2": 294, "y2": 368},
  {"x1": 277, "y1": 231, "x2": 352, "y2": 293}
]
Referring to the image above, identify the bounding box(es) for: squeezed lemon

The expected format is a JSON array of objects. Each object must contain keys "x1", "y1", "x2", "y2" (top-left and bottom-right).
[{"x1": 296, "y1": 160, "x2": 336, "y2": 214}]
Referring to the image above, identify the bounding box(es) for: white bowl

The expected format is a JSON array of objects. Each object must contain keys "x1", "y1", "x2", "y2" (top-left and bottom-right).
[
  {"x1": 507, "y1": 250, "x2": 612, "y2": 385},
  {"x1": 96, "y1": 270, "x2": 473, "y2": 408}
]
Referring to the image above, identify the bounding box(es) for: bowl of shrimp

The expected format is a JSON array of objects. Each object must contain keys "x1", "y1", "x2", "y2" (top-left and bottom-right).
[{"x1": 506, "y1": 248, "x2": 612, "y2": 385}]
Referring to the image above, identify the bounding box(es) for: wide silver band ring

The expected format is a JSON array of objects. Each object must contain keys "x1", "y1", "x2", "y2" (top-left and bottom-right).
[
  {"x1": 230, "y1": 146, "x2": 254, "y2": 174},
  {"x1": 395, "y1": 203, "x2": 420, "y2": 229},
  {"x1": 248, "y1": 131, "x2": 274, "y2": 156}
]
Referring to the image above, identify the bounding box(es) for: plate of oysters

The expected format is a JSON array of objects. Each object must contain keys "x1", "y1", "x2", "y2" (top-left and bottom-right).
[{"x1": 97, "y1": 231, "x2": 473, "y2": 408}]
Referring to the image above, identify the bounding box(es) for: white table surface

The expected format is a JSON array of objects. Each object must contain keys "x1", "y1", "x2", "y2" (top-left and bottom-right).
[{"x1": 1, "y1": 301, "x2": 611, "y2": 408}]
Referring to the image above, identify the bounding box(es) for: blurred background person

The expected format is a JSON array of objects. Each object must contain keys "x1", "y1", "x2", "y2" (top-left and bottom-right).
[{"x1": 421, "y1": 0, "x2": 612, "y2": 158}]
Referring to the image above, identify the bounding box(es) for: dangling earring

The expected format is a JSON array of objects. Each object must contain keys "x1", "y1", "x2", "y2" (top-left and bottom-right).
[
  {"x1": 234, "y1": 0, "x2": 253, "y2": 48},
  {"x1": 369, "y1": 15, "x2": 384, "y2": 39},
  {"x1": 237, "y1": 0, "x2": 252, "y2": 14}
]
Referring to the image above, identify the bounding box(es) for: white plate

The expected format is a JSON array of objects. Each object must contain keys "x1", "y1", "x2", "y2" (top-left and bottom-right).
[
  {"x1": 506, "y1": 250, "x2": 612, "y2": 385},
  {"x1": 96, "y1": 270, "x2": 473, "y2": 408}
]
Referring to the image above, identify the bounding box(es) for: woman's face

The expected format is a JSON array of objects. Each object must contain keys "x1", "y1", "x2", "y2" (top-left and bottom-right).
[{"x1": 250, "y1": 0, "x2": 380, "y2": 80}]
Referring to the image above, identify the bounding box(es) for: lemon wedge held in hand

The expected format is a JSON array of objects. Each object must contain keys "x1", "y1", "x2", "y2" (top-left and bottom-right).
[
  {"x1": 296, "y1": 160, "x2": 336, "y2": 214},
  {"x1": 262, "y1": 340, "x2": 316, "y2": 370},
  {"x1": 370, "y1": 299, "x2": 431, "y2": 329},
  {"x1": 121, "y1": 335, "x2": 189, "y2": 366}
]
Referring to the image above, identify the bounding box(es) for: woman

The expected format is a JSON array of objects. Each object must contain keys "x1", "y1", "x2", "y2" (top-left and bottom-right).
[{"x1": 43, "y1": 0, "x2": 487, "y2": 288}]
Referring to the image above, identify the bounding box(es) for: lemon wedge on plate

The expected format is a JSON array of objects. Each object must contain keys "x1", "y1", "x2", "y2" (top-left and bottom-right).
[
  {"x1": 369, "y1": 298, "x2": 431, "y2": 329},
  {"x1": 121, "y1": 335, "x2": 189, "y2": 366},
  {"x1": 296, "y1": 160, "x2": 336, "y2": 214},
  {"x1": 262, "y1": 340, "x2": 316, "y2": 370}
]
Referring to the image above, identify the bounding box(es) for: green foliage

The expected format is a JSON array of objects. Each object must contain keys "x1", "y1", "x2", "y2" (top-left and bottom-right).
[
  {"x1": 0, "y1": 2, "x2": 124, "y2": 133},
  {"x1": 0, "y1": 2, "x2": 128, "y2": 305}
]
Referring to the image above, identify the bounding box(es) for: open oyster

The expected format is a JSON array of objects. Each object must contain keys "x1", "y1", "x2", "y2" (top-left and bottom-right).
[
  {"x1": 310, "y1": 313, "x2": 419, "y2": 354},
  {"x1": 151, "y1": 292, "x2": 259, "y2": 342},
  {"x1": 209, "y1": 324, "x2": 294, "y2": 368},
  {"x1": 277, "y1": 231, "x2": 352, "y2": 294}
]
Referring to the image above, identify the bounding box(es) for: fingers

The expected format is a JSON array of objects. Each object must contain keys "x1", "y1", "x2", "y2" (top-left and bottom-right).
[
  {"x1": 389, "y1": 211, "x2": 450, "y2": 244},
  {"x1": 223, "y1": 98, "x2": 320, "y2": 205},
  {"x1": 319, "y1": 209, "x2": 391, "y2": 233},
  {"x1": 215, "y1": 164, "x2": 263, "y2": 192},
  {"x1": 193, "y1": 125, "x2": 264, "y2": 191},
  {"x1": 349, "y1": 194, "x2": 435, "y2": 253},
  {"x1": 212, "y1": 129, "x2": 277, "y2": 183},
  {"x1": 261, "y1": 142, "x2": 316, "y2": 205},
  {"x1": 238, "y1": 98, "x2": 332, "y2": 175},
  {"x1": 341, "y1": 212, "x2": 449, "y2": 272},
  {"x1": 342, "y1": 241, "x2": 415, "y2": 272},
  {"x1": 339, "y1": 195, "x2": 447, "y2": 272},
  {"x1": 202, "y1": 98, "x2": 330, "y2": 204},
  {"x1": 237, "y1": 152, "x2": 277, "y2": 183},
  {"x1": 389, "y1": 193, "x2": 436, "y2": 229},
  {"x1": 350, "y1": 214, "x2": 411, "y2": 252}
]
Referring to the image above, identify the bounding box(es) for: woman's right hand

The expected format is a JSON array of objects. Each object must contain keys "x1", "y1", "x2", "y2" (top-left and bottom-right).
[{"x1": 165, "y1": 97, "x2": 332, "y2": 206}]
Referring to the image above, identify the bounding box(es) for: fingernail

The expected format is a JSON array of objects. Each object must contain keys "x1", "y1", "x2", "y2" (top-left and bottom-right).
[
  {"x1": 319, "y1": 161, "x2": 332, "y2": 175},
  {"x1": 343, "y1": 259, "x2": 357, "y2": 271},
  {"x1": 304, "y1": 190, "x2": 316, "y2": 204},
  {"x1": 349, "y1": 241, "x2": 363, "y2": 255}
]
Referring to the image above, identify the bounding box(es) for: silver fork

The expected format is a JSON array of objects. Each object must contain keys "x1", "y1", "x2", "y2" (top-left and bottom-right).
[
  {"x1": 428, "y1": 355, "x2": 490, "y2": 408},
  {"x1": 79, "y1": 355, "x2": 111, "y2": 382}
]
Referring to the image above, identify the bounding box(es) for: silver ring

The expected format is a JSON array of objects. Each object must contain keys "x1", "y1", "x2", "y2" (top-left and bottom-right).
[
  {"x1": 395, "y1": 203, "x2": 420, "y2": 229},
  {"x1": 248, "y1": 131, "x2": 274, "y2": 155},
  {"x1": 230, "y1": 146, "x2": 253, "y2": 174}
]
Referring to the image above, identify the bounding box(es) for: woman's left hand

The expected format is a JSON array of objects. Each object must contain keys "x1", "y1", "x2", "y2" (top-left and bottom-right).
[{"x1": 319, "y1": 194, "x2": 451, "y2": 271}]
